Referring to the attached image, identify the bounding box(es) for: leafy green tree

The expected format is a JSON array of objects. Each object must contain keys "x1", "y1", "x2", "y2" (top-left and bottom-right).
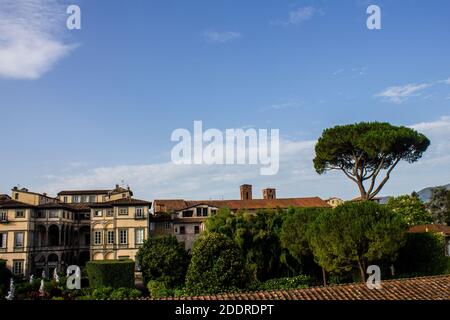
[
  {"x1": 313, "y1": 122, "x2": 430, "y2": 200},
  {"x1": 427, "y1": 186, "x2": 450, "y2": 224},
  {"x1": 136, "y1": 236, "x2": 189, "y2": 288},
  {"x1": 280, "y1": 207, "x2": 324, "y2": 261},
  {"x1": 307, "y1": 201, "x2": 407, "y2": 281},
  {"x1": 386, "y1": 194, "x2": 432, "y2": 226},
  {"x1": 279, "y1": 207, "x2": 328, "y2": 278},
  {"x1": 205, "y1": 208, "x2": 286, "y2": 281},
  {"x1": 395, "y1": 233, "x2": 449, "y2": 276},
  {"x1": 185, "y1": 232, "x2": 246, "y2": 295}
]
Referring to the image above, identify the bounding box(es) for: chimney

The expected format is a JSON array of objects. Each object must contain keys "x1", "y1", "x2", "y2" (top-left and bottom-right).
[
  {"x1": 240, "y1": 184, "x2": 252, "y2": 200},
  {"x1": 263, "y1": 188, "x2": 276, "y2": 200}
]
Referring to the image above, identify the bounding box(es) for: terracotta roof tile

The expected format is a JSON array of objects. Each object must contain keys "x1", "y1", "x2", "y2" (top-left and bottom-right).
[
  {"x1": 409, "y1": 224, "x2": 450, "y2": 236},
  {"x1": 154, "y1": 197, "x2": 330, "y2": 213},
  {"x1": 141, "y1": 275, "x2": 449, "y2": 300}
]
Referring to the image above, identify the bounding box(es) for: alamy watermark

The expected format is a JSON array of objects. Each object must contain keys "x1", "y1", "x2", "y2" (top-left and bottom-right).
[
  {"x1": 171, "y1": 121, "x2": 280, "y2": 175},
  {"x1": 66, "y1": 5, "x2": 81, "y2": 30}
]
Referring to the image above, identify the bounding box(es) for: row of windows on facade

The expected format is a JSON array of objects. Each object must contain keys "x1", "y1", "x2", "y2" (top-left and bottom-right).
[
  {"x1": 0, "y1": 207, "x2": 146, "y2": 221},
  {"x1": 181, "y1": 207, "x2": 217, "y2": 218},
  {"x1": 62, "y1": 193, "x2": 128, "y2": 203},
  {"x1": 63, "y1": 195, "x2": 98, "y2": 203},
  {"x1": 149, "y1": 223, "x2": 200, "y2": 235},
  {"x1": 0, "y1": 232, "x2": 24, "y2": 249},
  {"x1": 92, "y1": 229, "x2": 145, "y2": 246},
  {"x1": 0, "y1": 228, "x2": 145, "y2": 249}
]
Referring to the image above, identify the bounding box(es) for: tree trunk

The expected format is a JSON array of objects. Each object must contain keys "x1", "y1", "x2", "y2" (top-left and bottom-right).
[
  {"x1": 322, "y1": 267, "x2": 327, "y2": 286},
  {"x1": 357, "y1": 259, "x2": 366, "y2": 283}
]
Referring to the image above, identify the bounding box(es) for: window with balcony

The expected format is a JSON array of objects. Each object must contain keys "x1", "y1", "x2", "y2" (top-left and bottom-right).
[
  {"x1": 94, "y1": 231, "x2": 102, "y2": 245},
  {"x1": 119, "y1": 229, "x2": 128, "y2": 245},
  {"x1": 135, "y1": 228, "x2": 144, "y2": 245}
]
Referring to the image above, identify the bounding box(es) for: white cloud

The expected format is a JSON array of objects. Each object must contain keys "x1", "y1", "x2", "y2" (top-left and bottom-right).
[
  {"x1": 0, "y1": 0, "x2": 75, "y2": 80},
  {"x1": 37, "y1": 117, "x2": 450, "y2": 201},
  {"x1": 409, "y1": 116, "x2": 450, "y2": 168},
  {"x1": 261, "y1": 100, "x2": 303, "y2": 111},
  {"x1": 375, "y1": 83, "x2": 430, "y2": 104},
  {"x1": 273, "y1": 7, "x2": 323, "y2": 26},
  {"x1": 203, "y1": 31, "x2": 242, "y2": 43}
]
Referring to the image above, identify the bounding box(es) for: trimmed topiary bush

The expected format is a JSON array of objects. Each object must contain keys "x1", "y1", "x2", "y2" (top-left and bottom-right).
[
  {"x1": 86, "y1": 260, "x2": 135, "y2": 288},
  {"x1": 185, "y1": 232, "x2": 246, "y2": 295},
  {"x1": 136, "y1": 236, "x2": 189, "y2": 288}
]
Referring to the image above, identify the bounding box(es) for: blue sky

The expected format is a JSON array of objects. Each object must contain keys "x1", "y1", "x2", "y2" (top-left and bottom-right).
[{"x1": 0, "y1": 0, "x2": 449, "y2": 200}]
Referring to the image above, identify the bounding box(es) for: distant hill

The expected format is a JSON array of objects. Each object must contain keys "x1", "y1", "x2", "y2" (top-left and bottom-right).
[
  {"x1": 375, "y1": 184, "x2": 450, "y2": 204},
  {"x1": 416, "y1": 184, "x2": 450, "y2": 203}
]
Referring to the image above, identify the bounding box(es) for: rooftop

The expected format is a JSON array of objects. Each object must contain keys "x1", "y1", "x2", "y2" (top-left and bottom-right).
[
  {"x1": 154, "y1": 197, "x2": 330, "y2": 213},
  {"x1": 409, "y1": 224, "x2": 450, "y2": 236},
  {"x1": 142, "y1": 275, "x2": 450, "y2": 300}
]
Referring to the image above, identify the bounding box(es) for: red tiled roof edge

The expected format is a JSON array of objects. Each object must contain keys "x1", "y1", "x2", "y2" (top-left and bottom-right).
[{"x1": 138, "y1": 275, "x2": 450, "y2": 301}]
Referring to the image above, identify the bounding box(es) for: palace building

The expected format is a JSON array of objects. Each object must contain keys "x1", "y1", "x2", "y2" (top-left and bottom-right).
[
  {"x1": 151, "y1": 184, "x2": 330, "y2": 250},
  {"x1": 0, "y1": 185, "x2": 150, "y2": 277}
]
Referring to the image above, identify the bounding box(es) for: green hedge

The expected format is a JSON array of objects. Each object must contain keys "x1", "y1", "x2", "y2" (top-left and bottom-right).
[
  {"x1": 86, "y1": 260, "x2": 135, "y2": 289},
  {"x1": 258, "y1": 275, "x2": 313, "y2": 290}
]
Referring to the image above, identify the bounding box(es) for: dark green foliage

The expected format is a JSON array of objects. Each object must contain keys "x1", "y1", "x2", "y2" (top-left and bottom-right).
[
  {"x1": 280, "y1": 207, "x2": 329, "y2": 275},
  {"x1": 307, "y1": 201, "x2": 407, "y2": 281},
  {"x1": 86, "y1": 260, "x2": 135, "y2": 288},
  {"x1": 258, "y1": 275, "x2": 313, "y2": 290},
  {"x1": 185, "y1": 232, "x2": 246, "y2": 295},
  {"x1": 205, "y1": 208, "x2": 287, "y2": 281},
  {"x1": 79, "y1": 286, "x2": 141, "y2": 300},
  {"x1": 0, "y1": 259, "x2": 6, "y2": 291},
  {"x1": 426, "y1": 186, "x2": 450, "y2": 224},
  {"x1": 313, "y1": 122, "x2": 430, "y2": 199},
  {"x1": 395, "y1": 233, "x2": 449, "y2": 276},
  {"x1": 147, "y1": 280, "x2": 173, "y2": 298},
  {"x1": 386, "y1": 194, "x2": 432, "y2": 226},
  {"x1": 136, "y1": 236, "x2": 189, "y2": 288}
]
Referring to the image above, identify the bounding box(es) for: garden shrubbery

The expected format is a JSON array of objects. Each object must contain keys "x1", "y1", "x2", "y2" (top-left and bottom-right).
[
  {"x1": 185, "y1": 232, "x2": 246, "y2": 295},
  {"x1": 257, "y1": 275, "x2": 313, "y2": 290},
  {"x1": 395, "y1": 232, "x2": 449, "y2": 277},
  {"x1": 86, "y1": 259, "x2": 135, "y2": 288}
]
